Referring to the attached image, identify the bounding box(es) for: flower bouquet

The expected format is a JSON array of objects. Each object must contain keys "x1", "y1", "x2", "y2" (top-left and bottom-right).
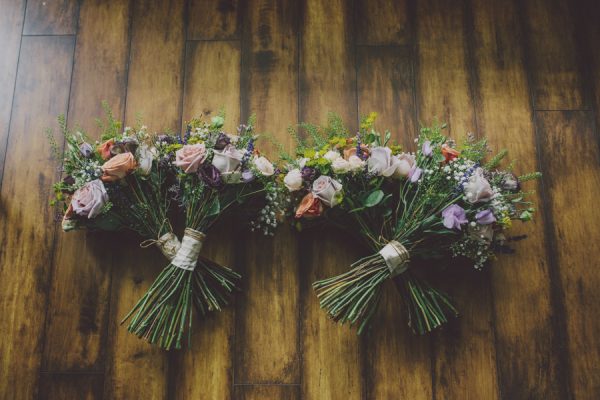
[
  {"x1": 280, "y1": 113, "x2": 539, "y2": 334},
  {"x1": 122, "y1": 114, "x2": 284, "y2": 349}
]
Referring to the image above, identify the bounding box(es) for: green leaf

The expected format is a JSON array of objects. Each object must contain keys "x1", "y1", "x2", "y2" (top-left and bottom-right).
[
  {"x1": 364, "y1": 190, "x2": 384, "y2": 207},
  {"x1": 207, "y1": 198, "x2": 221, "y2": 217}
]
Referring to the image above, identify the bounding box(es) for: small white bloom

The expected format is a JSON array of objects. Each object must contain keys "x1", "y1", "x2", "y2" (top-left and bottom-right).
[
  {"x1": 323, "y1": 150, "x2": 341, "y2": 162},
  {"x1": 347, "y1": 155, "x2": 365, "y2": 171},
  {"x1": 331, "y1": 157, "x2": 351, "y2": 174},
  {"x1": 253, "y1": 156, "x2": 275, "y2": 176}
]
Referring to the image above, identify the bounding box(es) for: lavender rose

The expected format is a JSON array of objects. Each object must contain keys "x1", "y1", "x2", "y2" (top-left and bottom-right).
[
  {"x1": 312, "y1": 175, "x2": 343, "y2": 207},
  {"x1": 71, "y1": 179, "x2": 108, "y2": 219},
  {"x1": 442, "y1": 204, "x2": 468, "y2": 230},
  {"x1": 395, "y1": 153, "x2": 416, "y2": 178},
  {"x1": 212, "y1": 144, "x2": 244, "y2": 174},
  {"x1": 174, "y1": 143, "x2": 208, "y2": 173},
  {"x1": 367, "y1": 147, "x2": 397, "y2": 177}
]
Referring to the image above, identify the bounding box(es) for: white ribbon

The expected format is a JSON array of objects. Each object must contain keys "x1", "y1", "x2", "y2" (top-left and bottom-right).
[
  {"x1": 379, "y1": 240, "x2": 410, "y2": 276},
  {"x1": 172, "y1": 228, "x2": 206, "y2": 271}
]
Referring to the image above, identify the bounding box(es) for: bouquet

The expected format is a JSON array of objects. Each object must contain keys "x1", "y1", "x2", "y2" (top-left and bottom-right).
[
  {"x1": 122, "y1": 114, "x2": 285, "y2": 349},
  {"x1": 279, "y1": 113, "x2": 540, "y2": 334}
]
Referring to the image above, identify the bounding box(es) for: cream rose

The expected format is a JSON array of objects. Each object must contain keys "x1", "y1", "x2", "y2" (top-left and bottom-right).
[
  {"x1": 284, "y1": 168, "x2": 303, "y2": 191},
  {"x1": 212, "y1": 144, "x2": 244, "y2": 174},
  {"x1": 137, "y1": 144, "x2": 156, "y2": 175},
  {"x1": 101, "y1": 152, "x2": 136, "y2": 182},
  {"x1": 312, "y1": 175, "x2": 343, "y2": 207},
  {"x1": 464, "y1": 168, "x2": 494, "y2": 203},
  {"x1": 71, "y1": 179, "x2": 108, "y2": 219},
  {"x1": 323, "y1": 150, "x2": 341, "y2": 162},
  {"x1": 394, "y1": 153, "x2": 415, "y2": 178},
  {"x1": 348, "y1": 155, "x2": 365, "y2": 172},
  {"x1": 331, "y1": 157, "x2": 351, "y2": 174},
  {"x1": 253, "y1": 156, "x2": 275, "y2": 176},
  {"x1": 174, "y1": 143, "x2": 208, "y2": 173}
]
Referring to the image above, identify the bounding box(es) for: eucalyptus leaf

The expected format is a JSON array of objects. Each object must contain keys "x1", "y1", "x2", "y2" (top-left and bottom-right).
[{"x1": 364, "y1": 190, "x2": 384, "y2": 207}]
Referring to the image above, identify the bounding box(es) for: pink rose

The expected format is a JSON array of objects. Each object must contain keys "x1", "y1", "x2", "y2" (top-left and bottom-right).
[
  {"x1": 174, "y1": 143, "x2": 208, "y2": 173},
  {"x1": 312, "y1": 175, "x2": 343, "y2": 207},
  {"x1": 70, "y1": 179, "x2": 108, "y2": 219}
]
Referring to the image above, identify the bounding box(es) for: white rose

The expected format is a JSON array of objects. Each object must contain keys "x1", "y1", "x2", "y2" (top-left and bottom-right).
[
  {"x1": 367, "y1": 147, "x2": 397, "y2": 177},
  {"x1": 323, "y1": 150, "x2": 341, "y2": 162},
  {"x1": 284, "y1": 169, "x2": 303, "y2": 191},
  {"x1": 312, "y1": 175, "x2": 343, "y2": 207},
  {"x1": 253, "y1": 156, "x2": 275, "y2": 176},
  {"x1": 212, "y1": 144, "x2": 244, "y2": 174},
  {"x1": 137, "y1": 144, "x2": 156, "y2": 175},
  {"x1": 464, "y1": 168, "x2": 494, "y2": 203},
  {"x1": 71, "y1": 179, "x2": 108, "y2": 219},
  {"x1": 394, "y1": 153, "x2": 415, "y2": 178},
  {"x1": 331, "y1": 157, "x2": 350, "y2": 174},
  {"x1": 347, "y1": 155, "x2": 365, "y2": 171},
  {"x1": 298, "y1": 157, "x2": 309, "y2": 168}
]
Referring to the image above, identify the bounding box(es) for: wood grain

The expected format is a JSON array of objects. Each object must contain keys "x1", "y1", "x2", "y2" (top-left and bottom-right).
[
  {"x1": 0, "y1": 0, "x2": 25, "y2": 185},
  {"x1": 469, "y1": 0, "x2": 566, "y2": 397},
  {"x1": 187, "y1": 0, "x2": 240, "y2": 40},
  {"x1": 537, "y1": 110, "x2": 600, "y2": 399},
  {"x1": 299, "y1": 1, "x2": 363, "y2": 398},
  {"x1": 168, "y1": 40, "x2": 241, "y2": 400},
  {"x1": 0, "y1": 35, "x2": 74, "y2": 400},
  {"x1": 23, "y1": 0, "x2": 79, "y2": 35},
  {"x1": 355, "y1": 0, "x2": 411, "y2": 45},
  {"x1": 103, "y1": 1, "x2": 187, "y2": 398},
  {"x1": 39, "y1": 373, "x2": 104, "y2": 400},
  {"x1": 415, "y1": 1, "x2": 498, "y2": 398},
  {"x1": 522, "y1": 0, "x2": 587, "y2": 110},
  {"x1": 357, "y1": 45, "x2": 432, "y2": 400},
  {"x1": 234, "y1": 385, "x2": 300, "y2": 399},
  {"x1": 42, "y1": 0, "x2": 132, "y2": 373},
  {"x1": 235, "y1": 0, "x2": 300, "y2": 384}
]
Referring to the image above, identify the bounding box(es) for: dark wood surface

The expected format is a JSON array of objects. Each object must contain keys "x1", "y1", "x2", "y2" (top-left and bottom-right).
[{"x1": 0, "y1": 0, "x2": 599, "y2": 398}]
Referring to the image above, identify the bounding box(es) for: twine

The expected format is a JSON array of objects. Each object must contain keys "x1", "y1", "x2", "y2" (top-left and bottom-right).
[
  {"x1": 378, "y1": 240, "x2": 410, "y2": 276},
  {"x1": 171, "y1": 228, "x2": 207, "y2": 271}
]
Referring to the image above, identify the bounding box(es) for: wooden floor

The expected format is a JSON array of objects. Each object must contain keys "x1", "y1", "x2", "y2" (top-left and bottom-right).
[{"x1": 1, "y1": 0, "x2": 600, "y2": 398}]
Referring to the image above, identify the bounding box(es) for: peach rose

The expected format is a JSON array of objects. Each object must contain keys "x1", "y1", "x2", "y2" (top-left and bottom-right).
[
  {"x1": 441, "y1": 144, "x2": 460, "y2": 162},
  {"x1": 101, "y1": 152, "x2": 136, "y2": 182},
  {"x1": 343, "y1": 144, "x2": 369, "y2": 160},
  {"x1": 295, "y1": 192, "x2": 324, "y2": 219},
  {"x1": 174, "y1": 143, "x2": 208, "y2": 173},
  {"x1": 97, "y1": 139, "x2": 115, "y2": 160}
]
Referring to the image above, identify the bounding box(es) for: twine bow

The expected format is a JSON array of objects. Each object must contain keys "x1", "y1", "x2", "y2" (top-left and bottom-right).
[
  {"x1": 139, "y1": 219, "x2": 181, "y2": 260},
  {"x1": 378, "y1": 240, "x2": 410, "y2": 276}
]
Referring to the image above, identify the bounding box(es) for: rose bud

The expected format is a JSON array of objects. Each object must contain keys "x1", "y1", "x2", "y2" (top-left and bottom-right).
[
  {"x1": 198, "y1": 164, "x2": 223, "y2": 189},
  {"x1": 79, "y1": 143, "x2": 93, "y2": 158},
  {"x1": 97, "y1": 139, "x2": 115, "y2": 160},
  {"x1": 214, "y1": 132, "x2": 231, "y2": 150}
]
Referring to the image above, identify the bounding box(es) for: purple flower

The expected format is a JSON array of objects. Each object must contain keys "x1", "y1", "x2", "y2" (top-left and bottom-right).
[
  {"x1": 442, "y1": 204, "x2": 468, "y2": 230},
  {"x1": 79, "y1": 143, "x2": 93, "y2": 158},
  {"x1": 301, "y1": 166, "x2": 316, "y2": 182},
  {"x1": 476, "y1": 209, "x2": 496, "y2": 225},
  {"x1": 241, "y1": 169, "x2": 255, "y2": 182},
  {"x1": 198, "y1": 164, "x2": 223, "y2": 189},
  {"x1": 422, "y1": 140, "x2": 433, "y2": 157},
  {"x1": 409, "y1": 165, "x2": 423, "y2": 183}
]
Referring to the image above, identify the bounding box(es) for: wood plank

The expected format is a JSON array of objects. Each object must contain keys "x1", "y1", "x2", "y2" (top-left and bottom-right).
[
  {"x1": 103, "y1": 1, "x2": 186, "y2": 398},
  {"x1": 469, "y1": 0, "x2": 567, "y2": 397},
  {"x1": 355, "y1": 0, "x2": 411, "y2": 45},
  {"x1": 415, "y1": 1, "x2": 499, "y2": 398},
  {"x1": 299, "y1": 2, "x2": 362, "y2": 397},
  {"x1": 576, "y1": 0, "x2": 600, "y2": 133},
  {"x1": 169, "y1": 40, "x2": 241, "y2": 400},
  {"x1": 356, "y1": 45, "x2": 432, "y2": 400},
  {"x1": 522, "y1": 0, "x2": 586, "y2": 110},
  {"x1": 0, "y1": 35, "x2": 75, "y2": 400},
  {"x1": 39, "y1": 373, "x2": 104, "y2": 400},
  {"x1": 235, "y1": 0, "x2": 300, "y2": 384},
  {"x1": 187, "y1": 0, "x2": 240, "y2": 40},
  {"x1": 23, "y1": 0, "x2": 79, "y2": 35},
  {"x1": 42, "y1": 0, "x2": 132, "y2": 372},
  {"x1": 536, "y1": 111, "x2": 600, "y2": 399},
  {"x1": 234, "y1": 385, "x2": 300, "y2": 399},
  {"x1": 0, "y1": 0, "x2": 25, "y2": 185}
]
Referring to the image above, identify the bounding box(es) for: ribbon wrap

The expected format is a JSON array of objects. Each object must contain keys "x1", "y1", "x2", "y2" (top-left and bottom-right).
[
  {"x1": 379, "y1": 240, "x2": 410, "y2": 276},
  {"x1": 172, "y1": 228, "x2": 207, "y2": 271}
]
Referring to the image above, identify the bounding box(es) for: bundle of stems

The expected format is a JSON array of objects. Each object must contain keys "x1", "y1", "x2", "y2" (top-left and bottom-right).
[
  {"x1": 122, "y1": 184, "x2": 256, "y2": 350},
  {"x1": 313, "y1": 155, "x2": 459, "y2": 334}
]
